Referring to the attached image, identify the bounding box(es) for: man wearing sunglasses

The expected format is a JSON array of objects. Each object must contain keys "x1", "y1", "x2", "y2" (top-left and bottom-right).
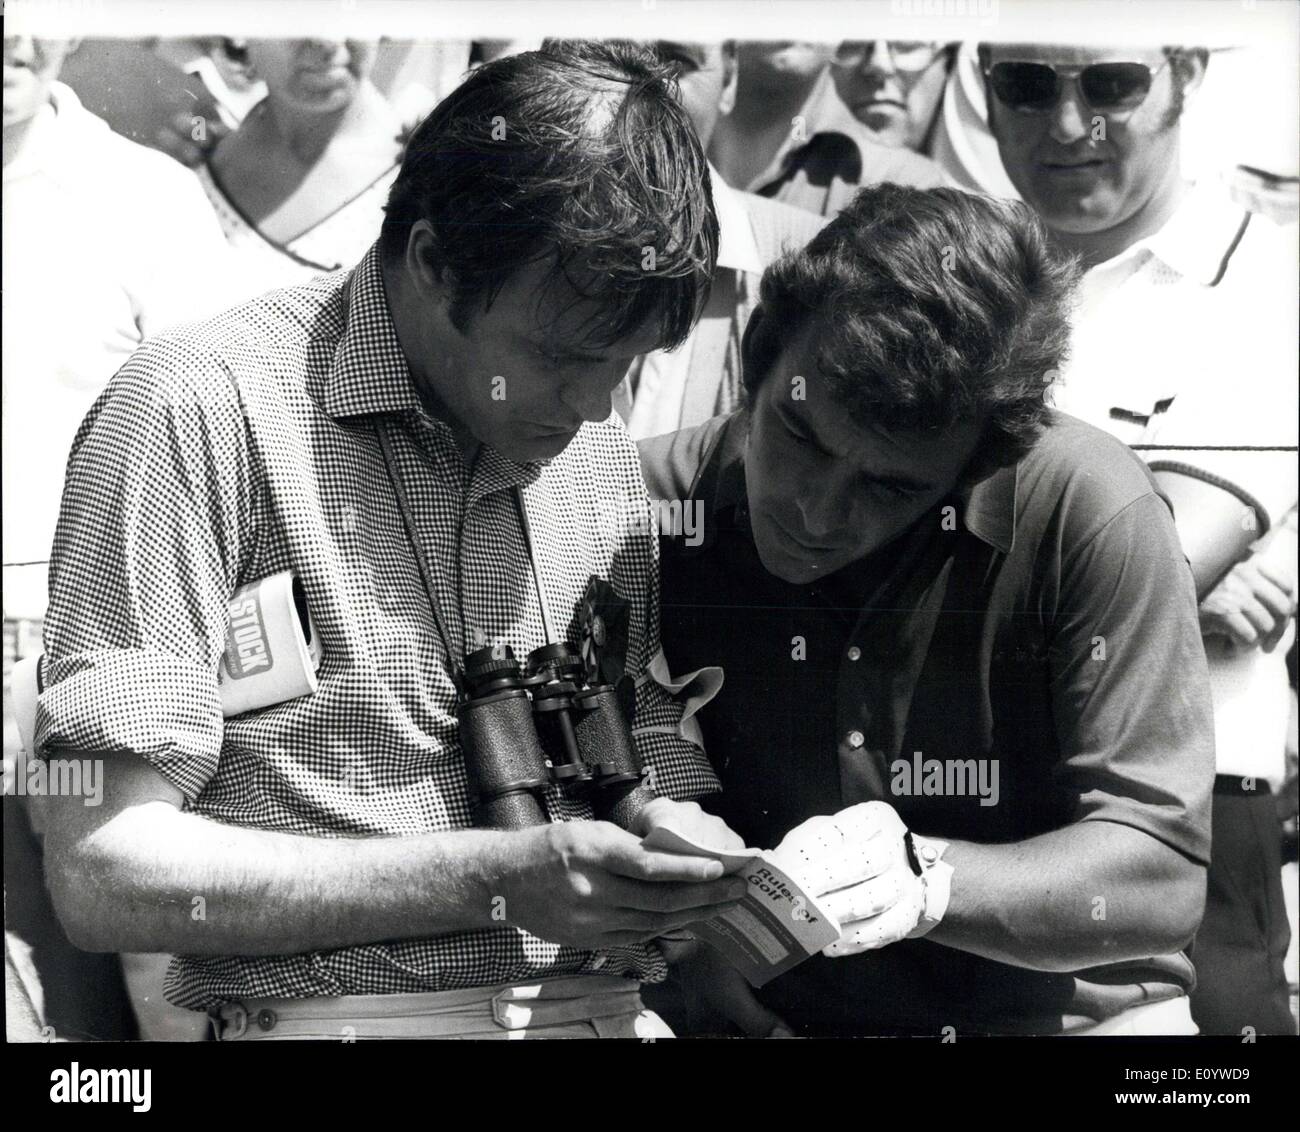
[
  {"x1": 985, "y1": 42, "x2": 1299, "y2": 1036},
  {"x1": 980, "y1": 44, "x2": 1202, "y2": 268}
]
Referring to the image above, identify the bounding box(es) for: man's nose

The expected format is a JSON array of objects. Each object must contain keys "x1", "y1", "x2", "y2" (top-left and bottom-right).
[
  {"x1": 1047, "y1": 82, "x2": 1092, "y2": 145},
  {"x1": 796, "y1": 486, "x2": 848, "y2": 543},
  {"x1": 860, "y1": 41, "x2": 897, "y2": 77}
]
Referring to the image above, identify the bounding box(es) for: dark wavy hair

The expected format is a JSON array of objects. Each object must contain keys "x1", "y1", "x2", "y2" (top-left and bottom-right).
[
  {"x1": 742, "y1": 184, "x2": 1079, "y2": 481},
  {"x1": 381, "y1": 41, "x2": 719, "y2": 351}
]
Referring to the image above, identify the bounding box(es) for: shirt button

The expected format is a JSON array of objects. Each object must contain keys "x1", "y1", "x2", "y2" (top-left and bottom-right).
[
  {"x1": 846, "y1": 730, "x2": 865, "y2": 749},
  {"x1": 256, "y1": 1009, "x2": 277, "y2": 1032},
  {"x1": 846, "y1": 646, "x2": 861, "y2": 662}
]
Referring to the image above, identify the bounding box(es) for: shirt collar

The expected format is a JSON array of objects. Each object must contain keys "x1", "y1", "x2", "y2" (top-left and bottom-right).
[
  {"x1": 959, "y1": 462, "x2": 1017, "y2": 555},
  {"x1": 710, "y1": 167, "x2": 764, "y2": 275},
  {"x1": 748, "y1": 68, "x2": 913, "y2": 198},
  {"x1": 323, "y1": 242, "x2": 425, "y2": 420},
  {"x1": 1093, "y1": 180, "x2": 1251, "y2": 288},
  {"x1": 745, "y1": 68, "x2": 859, "y2": 193}
]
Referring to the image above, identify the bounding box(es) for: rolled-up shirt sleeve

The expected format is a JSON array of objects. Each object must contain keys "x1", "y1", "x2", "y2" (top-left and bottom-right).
[
  {"x1": 614, "y1": 438, "x2": 720, "y2": 804},
  {"x1": 36, "y1": 336, "x2": 255, "y2": 802},
  {"x1": 1047, "y1": 489, "x2": 1216, "y2": 865},
  {"x1": 629, "y1": 570, "x2": 722, "y2": 802}
]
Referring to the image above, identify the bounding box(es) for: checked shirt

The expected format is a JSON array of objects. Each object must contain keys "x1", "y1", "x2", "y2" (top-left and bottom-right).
[{"x1": 36, "y1": 243, "x2": 719, "y2": 1010}]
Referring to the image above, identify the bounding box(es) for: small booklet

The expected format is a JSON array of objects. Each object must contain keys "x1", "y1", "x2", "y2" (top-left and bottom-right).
[
  {"x1": 9, "y1": 572, "x2": 323, "y2": 758},
  {"x1": 643, "y1": 822, "x2": 841, "y2": 986},
  {"x1": 217, "y1": 571, "x2": 323, "y2": 717}
]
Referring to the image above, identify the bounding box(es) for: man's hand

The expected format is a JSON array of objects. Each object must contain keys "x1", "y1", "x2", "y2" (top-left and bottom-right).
[
  {"x1": 631, "y1": 796, "x2": 746, "y2": 852},
  {"x1": 495, "y1": 820, "x2": 747, "y2": 950},
  {"x1": 769, "y1": 801, "x2": 929, "y2": 956},
  {"x1": 1199, "y1": 552, "x2": 1297, "y2": 652},
  {"x1": 668, "y1": 940, "x2": 794, "y2": 1037}
]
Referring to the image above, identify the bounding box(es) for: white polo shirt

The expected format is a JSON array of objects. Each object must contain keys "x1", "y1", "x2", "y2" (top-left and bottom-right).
[
  {"x1": 2, "y1": 82, "x2": 237, "y2": 620},
  {"x1": 1053, "y1": 180, "x2": 1299, "y2": 785}
]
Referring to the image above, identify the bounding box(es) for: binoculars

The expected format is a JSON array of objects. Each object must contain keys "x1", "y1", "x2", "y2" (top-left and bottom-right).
[{"x1": 457, "y1": 642, "x2": 655, "y2": 831}]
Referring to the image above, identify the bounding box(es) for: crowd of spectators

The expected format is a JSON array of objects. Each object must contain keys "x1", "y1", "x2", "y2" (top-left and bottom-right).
[{"x1": 3, "y1": 32, "x2": 1296, "y2": 1040}]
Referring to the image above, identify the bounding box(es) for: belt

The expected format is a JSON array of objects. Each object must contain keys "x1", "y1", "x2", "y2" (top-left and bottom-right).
[
  {"x1": 1065, "y1": 995, "x2": 1197, "y2": 1036},
  {"x1": 211, "y1": 974, "x2": 651, "y2": 1040}
]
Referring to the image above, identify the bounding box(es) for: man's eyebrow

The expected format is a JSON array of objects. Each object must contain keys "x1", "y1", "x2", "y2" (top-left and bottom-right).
[{"x1": 776, "y1": 400, "x2": 937, "y2": 492}]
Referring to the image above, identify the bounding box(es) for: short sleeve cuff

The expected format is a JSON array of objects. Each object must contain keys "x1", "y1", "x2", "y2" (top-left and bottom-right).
[
  {"x1": 36, "y1": 648, "x2": 223, "y2": 802},
  {"x1": 1074, "y1": 800, "x2": 1212, "y2": 867},
  {"x1": 633, "y1": 730, "x2": 721, "y2": 802}
]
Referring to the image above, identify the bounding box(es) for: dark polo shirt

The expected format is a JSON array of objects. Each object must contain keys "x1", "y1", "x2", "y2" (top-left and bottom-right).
[{"x1": 639, "y1": 409, "x2": 1215, "y2": 1035}]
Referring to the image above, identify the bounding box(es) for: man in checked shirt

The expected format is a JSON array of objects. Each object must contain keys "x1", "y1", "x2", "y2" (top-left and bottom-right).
[{"x1": 32, "y1": 42, "x2": 747, "y2": 1040}]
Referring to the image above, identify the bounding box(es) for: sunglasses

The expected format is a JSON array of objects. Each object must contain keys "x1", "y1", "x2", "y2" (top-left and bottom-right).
[{"x1": 985, "y1": 59, "x2": 1170, "y2": 114}]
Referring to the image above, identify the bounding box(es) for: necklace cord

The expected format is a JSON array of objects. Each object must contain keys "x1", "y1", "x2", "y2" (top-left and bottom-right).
[{"x1": 375, "y1": 422, "x2": 465, "y2": 689}]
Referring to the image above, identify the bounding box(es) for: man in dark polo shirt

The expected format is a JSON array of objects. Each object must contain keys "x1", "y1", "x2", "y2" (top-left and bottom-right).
[{"x1": 640, "y1": 184, "x2": 1216, "y2": 1036}]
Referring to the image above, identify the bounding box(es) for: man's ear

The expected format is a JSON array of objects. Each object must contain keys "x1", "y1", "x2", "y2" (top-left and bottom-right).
[
  {"x1": 405, "y1": 220, "x2": 456, "y2": 304},
  {"x1": 739, "y1": 302, "x2": 778, "y2": 402},
  {"x1": 719, "y1": 42, "x2": 739, "y2": 117}
]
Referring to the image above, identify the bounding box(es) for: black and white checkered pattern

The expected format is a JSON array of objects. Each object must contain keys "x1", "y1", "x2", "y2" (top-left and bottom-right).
[{"x1": 37, "y1": 244, "x2": 719, "y2": 1010}]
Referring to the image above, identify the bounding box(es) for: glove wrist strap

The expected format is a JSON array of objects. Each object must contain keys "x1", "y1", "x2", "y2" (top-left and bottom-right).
[{"x1": 906, "y1": 835, "x2": 953, "y2": 939}]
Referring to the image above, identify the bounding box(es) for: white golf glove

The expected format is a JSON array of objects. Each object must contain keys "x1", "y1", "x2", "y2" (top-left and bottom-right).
[{"x1": 768, "y1": 801, "x2": 952, "y2": 957}]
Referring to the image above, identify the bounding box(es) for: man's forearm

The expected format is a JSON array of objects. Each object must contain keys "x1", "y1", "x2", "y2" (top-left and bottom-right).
[
  {"x1": 48, "y1": 799, "x2": 511, "y2": 956},
  {"x1": 924, "y1": 821, "x2": 1205, "y2": 972}
]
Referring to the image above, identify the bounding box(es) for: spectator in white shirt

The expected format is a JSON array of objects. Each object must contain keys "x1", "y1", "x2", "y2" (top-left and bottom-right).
[
  {"x1": 192, "y1": 39, "x2": 404, "y2": 296},
  {"x1": 984, "y1": 39, "x2": 1298, "y2": 1035},
  {"x1": 3, "y1": 37, "x2": 237, "y2": 624},
  {"x1": 3, "y1": 34, "x2": 235, "y2": 1044}
]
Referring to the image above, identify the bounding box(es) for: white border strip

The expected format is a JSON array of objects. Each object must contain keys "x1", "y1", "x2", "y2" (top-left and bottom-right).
[{"x1": 5, "y1": 0, "x2": 1296, "y2": 49}]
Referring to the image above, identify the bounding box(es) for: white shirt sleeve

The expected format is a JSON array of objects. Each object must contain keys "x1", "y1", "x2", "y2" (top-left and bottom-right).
[{"x1": 119, "y1": 149, "x2": 241, "y2": 338}]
